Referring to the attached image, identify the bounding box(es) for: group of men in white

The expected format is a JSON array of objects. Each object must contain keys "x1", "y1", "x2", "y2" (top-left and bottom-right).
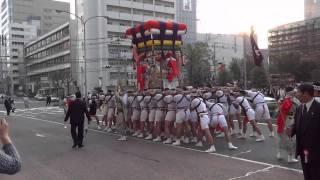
[{"x1": 94, "y1": 86, "x2": 275, "y2": 153}]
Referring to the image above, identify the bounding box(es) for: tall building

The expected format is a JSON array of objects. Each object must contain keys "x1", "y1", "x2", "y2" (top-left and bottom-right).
[
  {"x1": 268, "y1": 17, "x2": 320, "y2": 64},
  {"x1": 24, "y1": 22, "x2": 77, "y2": 96},
  {"x1": 176, "y1": 0, "x2": 197, "y2": 44},
  {"x1": 0, "y1": 0, "x2": 70, "y2": 94},
  {"x1": 197, "y1": 33, "x2": 249, "y2": 72},
  {"x1": 75, "y1": 0, "x2": 176, "y2": 93},
  {"x1": 305, "y1": 0, "x2": 320, "y2": 19}
]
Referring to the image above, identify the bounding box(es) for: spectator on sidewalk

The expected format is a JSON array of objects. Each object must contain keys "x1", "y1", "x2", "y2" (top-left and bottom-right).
[{"x1": 0, "y1": 118, "x2": 21, "y2": 175}]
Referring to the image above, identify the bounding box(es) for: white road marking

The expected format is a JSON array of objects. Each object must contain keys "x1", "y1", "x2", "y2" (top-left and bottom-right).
[
  {"x1": 228, "y1": 166, "x2": 274, "y2": 180},
  {"x1": 233, "y1": 149, "x2": 252, "y2": 156},
  {"x1": 13, "y1": 113, "x2": 303, "y2": 175},
  {"x1": 36, "y1": 133, "x2": 46, "y2": 138}
]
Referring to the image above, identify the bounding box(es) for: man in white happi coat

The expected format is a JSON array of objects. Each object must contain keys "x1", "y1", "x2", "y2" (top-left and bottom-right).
[
  {"x1": 144, "y1": 90, "x2": 157, "y2": 140},
  {"x1": 137, "y1": 91, "x2": 148, "y2": 138},
  {"x1": 234, "y1": 95, "x2": 265, "y2": 142},
  {"x1": 172, "y1": 88, "x2": 192, "y2": 145},
  {"x1": 206, "y1": 100, "x2": 237, "y2": 150},
  {"x1": 190, "y1": 93, "x2": 216, "y2": 153},
  {"x1": 105, "y1": 91, "x2": 116, "y2": 132},
  {"x1": 163, "y1": 89, "x2": 177, "y2": 144},
  {"x1": 152, "y1": 90, "x2": 166, "y2": 142},
  {"x1": 245, "y1": 90, "x2": 274, "y2": 137},
  {"x1": 131, "y1": 92, "x2": 141, "y2": 136}
]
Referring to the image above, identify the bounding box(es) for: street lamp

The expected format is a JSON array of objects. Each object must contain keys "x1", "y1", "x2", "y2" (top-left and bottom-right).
[{"x1": 56, "y1": 10, "x2": 107, "y2": 97}]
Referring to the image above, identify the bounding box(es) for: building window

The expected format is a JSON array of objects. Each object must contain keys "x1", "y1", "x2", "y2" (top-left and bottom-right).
[
  {"x1": 12, "y1": 34, "x2": 24, "y2": 38},
  {"x1": 11, "y1": 27, "x2": 24, "y2": 31}
]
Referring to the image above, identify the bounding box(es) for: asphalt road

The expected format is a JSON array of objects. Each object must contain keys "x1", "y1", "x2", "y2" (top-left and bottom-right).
[{"x1": 0, "y1": 101, "x2": 303, "y2": 180}]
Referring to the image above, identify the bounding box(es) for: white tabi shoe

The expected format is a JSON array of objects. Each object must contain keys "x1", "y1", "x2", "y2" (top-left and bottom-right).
[
  {"x1": 153, "y1": 136, "x2": 161, "y2": 142},
  {"x1": 145, "y1": 134, "x2": 153, "y2": 140},
  {"x1": 237, "y1": 134, "x2": 246, "y2": 139},
  {"x1": 228, "y1": 143, "x2": 238, "y2": 150},
  {"x1": 172, "y1": 140, "x2": 181, "y2": 146},
  {"x1": 97, "y1": 125, "x2": 101, "y2": 130},
  {"x1": 205, "y1": 145, "x2": 216, "y2": 153},
  {"x1": 183, "y1": 137, "x2": 190, "y2": 144},
  {"x1": 137, "y1": 133, "x2": 144, "y2": 138},
  {"x1": 103, "y1": 127, "x2": 109, "y2": 131},
  {"x1": 191, "y1": 137, "x2": 197, "y2": 143},
  {"x1": 132, "y1": 132, "x2": 139, "y2": 137},
  {"x1": 117, "y1": 136, "x2": 127, "y2": 141},
  {"x1": 163, "y1": 138, "x2": 172, "y2": 144},
  {"x1": 195, "y1": 141, "x2": 203, "y2": 147},
  {"x1": 255, "y1": 135, "x2": 265, "y2": 142},
  {"x1": 288, "y1": 155, "x2": 299, "y2": 163}
]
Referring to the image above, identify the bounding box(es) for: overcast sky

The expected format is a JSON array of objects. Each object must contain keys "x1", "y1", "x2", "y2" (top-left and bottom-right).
[{"x1": 57, "y1": 0, "x2": 304, "y2": 48}]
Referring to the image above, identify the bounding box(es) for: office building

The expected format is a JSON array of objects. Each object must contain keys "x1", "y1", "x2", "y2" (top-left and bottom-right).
[
  {"x1": 268, "y1": 17, "x2": 320, "y2": 64},
  {"x1": 197, "y1": 33, "x2": 249, "y2": 73},
  {"x1": 24, "y1": 22, "x2": 77, "y2": 96},
  {"x1": 0, "y1": 0, "x2": 69, "y2": 94},
  {"x1": 176, "y1": 0, "x2": 197, "y2": 44}
]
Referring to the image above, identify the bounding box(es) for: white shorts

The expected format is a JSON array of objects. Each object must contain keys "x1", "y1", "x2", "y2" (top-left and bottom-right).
[
  {"x1": 190, "y1": 110, "x2": 198, "y2": 123},
  {"x1": 107, "y1": 108, "x2": 115, "y2": 120},
  {"x1": 148, "y1": 109, "x2": 156, "y2": 122},
  {"x1": 165, "y1": 110, "x2": 176, "y2": 122},
  {"x1": 246, "y1": 109, "x2": 256, "y2": 122},
  {"x1": 176, "y1": 109, "x2": 190, "y2": 123},
  {"x1": 155, "y1": 110, "x2": 165, "y2": 122},
  {"x1": 255, "y1": 104, "x2": 271, "y2": 120},
  {"x1": 199, "y1": 114, "x2": 210, "y2": 130},
  {"x1": 131, "y1": 109, "x2": 141, "y2": 121},
  {"x1": 210, "y1": 115, "x2": 228, "y2": 128},
  {"x1": 140, "y1": 109, "x2": 149, "y2": 122}
]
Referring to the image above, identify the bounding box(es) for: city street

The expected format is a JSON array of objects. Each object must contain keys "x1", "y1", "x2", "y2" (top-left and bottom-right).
[{"x1": 0, "y1": 102, "x2": 303, "y2": 180}]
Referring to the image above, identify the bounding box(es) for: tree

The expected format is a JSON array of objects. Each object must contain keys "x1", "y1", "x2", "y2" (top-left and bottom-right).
[
  {"x1": 184, "y1": 42, "x2": 212, "y2": 87},
  {"x1": 229, "y1": 58, "x2": 241, "y2": 81},
  {"x1": 250, "y1": 66, "x2": 268, "y2": 88},
  {"x1": 218, "y1": 70, "x2": 231, "y2": 86},
  {"x1": 270, "y1": 53, "x2": 318, "y2": 82}
]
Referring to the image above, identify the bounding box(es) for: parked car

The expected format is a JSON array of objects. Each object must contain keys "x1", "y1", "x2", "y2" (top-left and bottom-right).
[
  {"x1": 51, "y1": 96, "x2": 59, "y2": 102},
  {"x1": 35, "y1": 94, "x2": 46, "y2": 101}
]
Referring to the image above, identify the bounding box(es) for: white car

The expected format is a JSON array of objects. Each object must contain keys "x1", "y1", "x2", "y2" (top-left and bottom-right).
[{"x1": 35, "y1": 94, "x2": 46, "y2": 101}]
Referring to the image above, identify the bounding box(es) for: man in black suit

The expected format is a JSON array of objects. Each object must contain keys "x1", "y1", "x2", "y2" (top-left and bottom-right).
[
  {"x1": 287, "y1": 84, "x2": 320, "y2": 180},
  {"x1": 64, "y1": 92, "x2": 91, "y2": 148}
]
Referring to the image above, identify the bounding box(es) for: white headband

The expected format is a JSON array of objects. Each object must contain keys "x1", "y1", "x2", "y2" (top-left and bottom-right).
[{"x1": 314, "y1": 85, "x2": 320, "y2": 91}]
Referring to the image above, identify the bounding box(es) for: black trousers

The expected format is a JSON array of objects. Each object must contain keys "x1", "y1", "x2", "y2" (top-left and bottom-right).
[
  {"x1": 71, "y1": 122, "x2": 84, "y2": 146},
  {"x1": 301, "y1": 159, "x2": 320, "y2": 180},
  {"x1": 5, "y1": 107, "x2": 10, "y2": 116}
]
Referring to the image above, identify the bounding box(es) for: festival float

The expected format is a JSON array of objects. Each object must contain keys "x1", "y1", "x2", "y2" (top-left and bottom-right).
[{"x1": 125, "y1": 20, "x2": 187, "y2": 91}]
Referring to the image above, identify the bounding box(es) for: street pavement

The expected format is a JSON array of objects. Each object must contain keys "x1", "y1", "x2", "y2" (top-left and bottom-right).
[{"x1": 0, "y1": 101, "x2": 303, "y2": 180}]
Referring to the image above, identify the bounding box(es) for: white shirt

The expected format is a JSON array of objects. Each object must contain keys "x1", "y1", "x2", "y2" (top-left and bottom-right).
[
  {"x1": 154, "y1": 94, "x2": 166, "y2": 108},
  {"x1": 174, "y1": 94, "x2": 191, "y2": 109},
  {"x1": 304, "y1": 98, "x2": 314, "y2": 112},
  {"x1": 190, "y1": 98, "x2": 207, "y2": 113},
  {"x1": 164, "y1": 95, "x2": 176, "y2": 110},
  {"x1": 235, "y1": 96, "x2": 252, "y2": 111},
  {"x1": 206, "y1": 102, "x2": 224, "y2": 115},
  {"x1": 246, "y1": 90, "x2": 265, "y2": 105}
]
